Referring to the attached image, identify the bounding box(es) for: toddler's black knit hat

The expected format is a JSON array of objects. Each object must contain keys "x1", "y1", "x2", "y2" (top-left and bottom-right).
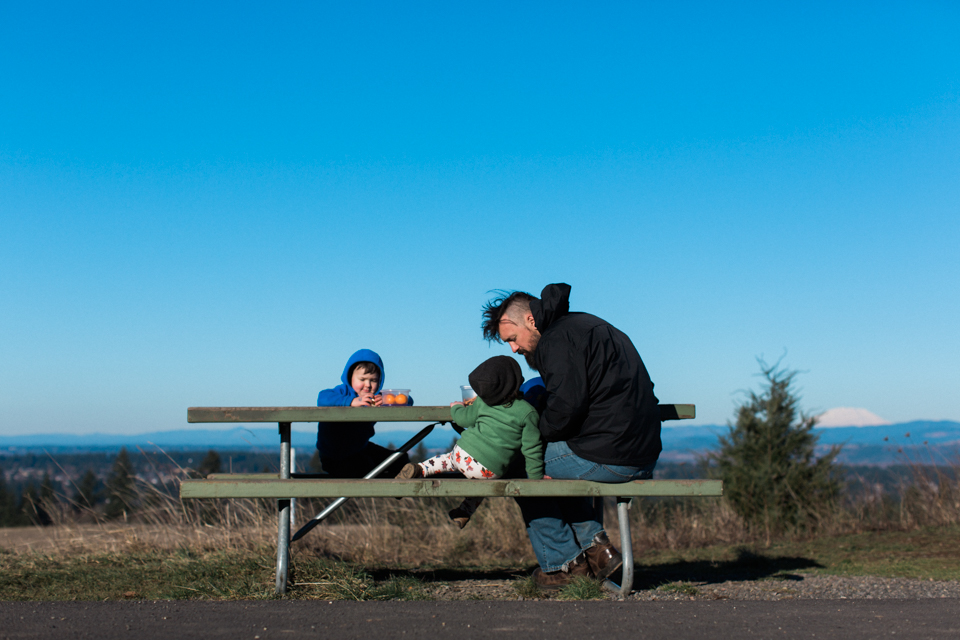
[{"x1": 468, "y1": 356, "x2": 524, "y2": 407}]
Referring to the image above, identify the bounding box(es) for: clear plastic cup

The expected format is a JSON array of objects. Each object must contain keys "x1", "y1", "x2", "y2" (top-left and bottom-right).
[{"x1": 460, "y1": 385, "x2": 477, "y2": 402}]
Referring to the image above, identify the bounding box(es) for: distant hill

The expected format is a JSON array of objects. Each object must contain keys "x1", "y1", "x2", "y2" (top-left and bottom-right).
[
  {"x1": 3, "y1": 420, "x2": 958, "y2": 467},
  {"x1": 657, "y1": 420, "x2": 960, "y2": 465},
  {"x1": 0, "y1": 424, "x2": 461, "y2": 455}
]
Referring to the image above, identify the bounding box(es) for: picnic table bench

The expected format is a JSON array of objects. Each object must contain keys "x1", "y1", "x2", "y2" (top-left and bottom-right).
[{"x1": 180, "y1": 404, "x2": 721, "y2": 598}]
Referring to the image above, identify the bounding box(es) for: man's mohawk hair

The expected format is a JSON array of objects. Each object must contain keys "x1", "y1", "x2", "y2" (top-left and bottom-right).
[{"x1": 481, "y1": 290, "x2": 535, "y2": 343}]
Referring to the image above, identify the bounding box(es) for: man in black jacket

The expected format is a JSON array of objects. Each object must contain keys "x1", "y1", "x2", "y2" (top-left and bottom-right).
[{"x1": 482, "y1": 283, "x2": 661, "y2": 589}]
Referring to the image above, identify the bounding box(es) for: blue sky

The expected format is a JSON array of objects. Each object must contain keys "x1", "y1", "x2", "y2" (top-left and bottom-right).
[{"x1": 1, "y1": 1, "x2": 958, "y2": 437}]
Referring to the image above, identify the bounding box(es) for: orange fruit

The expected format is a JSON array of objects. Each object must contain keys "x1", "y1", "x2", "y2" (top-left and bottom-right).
[
  {"x1": 384, "y1": 394, "x2": 395, "y2": 405},
  {"x1": 394, "y1": 394, "x2": 408, "y2": 405}
]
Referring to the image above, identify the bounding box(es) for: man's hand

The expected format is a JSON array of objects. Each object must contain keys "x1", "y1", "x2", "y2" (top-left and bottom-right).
[{"x1": 450, "y1": 401, "x2": 463, "y2": 407}]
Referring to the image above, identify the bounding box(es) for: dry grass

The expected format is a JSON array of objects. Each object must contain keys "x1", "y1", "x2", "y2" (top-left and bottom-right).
[
  {"x1": 3, "y1": 465, "x2": 960, "y2": 602},
  {"x1": 811, "y1": 458, "x2": 960, "y2": 540},
  {"x1": 3, "y1": 461, "x2": 959, "y2": 568},
  {"x1": 0, "y1": 522, "x2": 266, "y2": 555},
  {"x1": 624, "y1": 498, "x2": 748, "y2": 551},
  {"x1": 292, "y1": 496, "x2": 537, "y2": 567}
]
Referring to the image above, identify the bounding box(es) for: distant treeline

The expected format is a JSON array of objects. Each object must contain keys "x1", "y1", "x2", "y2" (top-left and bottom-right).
[
  {"x1": 655, "y1": 461, "x2": 958, "y2": 498},
  {"x1": 0, "y1": 444, "x2": 440, "y2": 527},
  {"x1": 0, "y1": 446, "x2": 953, "y2": 528},
  {"x1": 0, "y1": 448, "x2": 280, "y2": 527}
]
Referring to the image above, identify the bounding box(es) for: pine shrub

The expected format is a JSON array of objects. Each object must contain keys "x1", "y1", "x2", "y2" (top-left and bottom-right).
[{"x1": 711, "y1": 362, "x2": 841, "y2": 540}]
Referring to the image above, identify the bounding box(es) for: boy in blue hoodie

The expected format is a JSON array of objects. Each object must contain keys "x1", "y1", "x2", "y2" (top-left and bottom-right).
[{"x1": 316, "y1": 349, "x2": 413, "y2": 478}]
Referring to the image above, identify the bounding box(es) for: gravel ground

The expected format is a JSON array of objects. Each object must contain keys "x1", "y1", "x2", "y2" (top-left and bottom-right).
[
  {"x1": 634, "y1": 574, "x2": 960, "y2": 601},
  {"x1": 425, "y1": 573, "x2": 960, "y2": 601}
]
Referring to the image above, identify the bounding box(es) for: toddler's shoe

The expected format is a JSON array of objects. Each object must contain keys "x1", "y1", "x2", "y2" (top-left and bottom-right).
[
  {"x1": 395, "y1": 463, "x2": 423, "y2": 479},
  {"x1": 394, "y1": 464, "x2": 423, "y2": 499},
  {"x1": 448, "y1": 506, "x2": 471, "y2": 529}
]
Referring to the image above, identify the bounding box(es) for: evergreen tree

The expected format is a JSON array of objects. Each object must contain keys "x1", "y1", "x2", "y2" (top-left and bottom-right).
[
  {"x1": 0, "y1": 472, "x2": 14, "y2": 527},
  {"x1": 40, "y1": 472, "x2": 55, "y2": 501},
  {"x1": 35, "y1": 472, "x2": 55, "y2": 525},
  {"x1": 74, "y1": 469, "x2": 102, "y2": 510},
  {"x1": 105, "y1": 448, "x2": 136, "y2": 520},
  {"x1": 411, "y1": 442, "x2": 429, "y2": 464},
  {"x1": 198, "y1": 450, "x2": 222, "y2": 477},
  {"x1": 21, "y1": 483, "x2": 41, "y2": 526},
  {"x1": 711, "y1": 362, "x2": 841, "y2": 540}
]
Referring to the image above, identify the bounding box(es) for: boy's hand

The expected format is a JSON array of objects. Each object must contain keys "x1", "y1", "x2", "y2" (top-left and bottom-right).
[
  {"x1": 463, "y1": 397, "x2": 476, "y2": 406},
  {"x1": 351, "y1": 394, "x2": 376, "y2": 407},
  {"x1": 372, "y1": 394, "x2": 383, "y2": 407},
  {"x1": 450, "y1": 401, "x2": 463, "y2": 407}
]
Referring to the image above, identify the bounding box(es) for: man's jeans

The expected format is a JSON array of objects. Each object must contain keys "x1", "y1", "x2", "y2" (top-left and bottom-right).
[{"x1": 516, "y1": 441, "x2": 656, "y2": 572}]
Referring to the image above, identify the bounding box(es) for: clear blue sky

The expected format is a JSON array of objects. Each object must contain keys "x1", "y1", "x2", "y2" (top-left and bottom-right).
[{"x1": 2, "y1": 1, "x2": 958, "y2": 436}]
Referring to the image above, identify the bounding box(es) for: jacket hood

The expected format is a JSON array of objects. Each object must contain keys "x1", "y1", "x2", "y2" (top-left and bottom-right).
[
  {"x1": 530, "y1": 283, "x2": 571, "y2": 333},
  {"x1": 468, "y1": 356, "x2": 524, "y2": 407},
  {"x1": 340, "y1": 349, "x2": 385, "y2": 393}
]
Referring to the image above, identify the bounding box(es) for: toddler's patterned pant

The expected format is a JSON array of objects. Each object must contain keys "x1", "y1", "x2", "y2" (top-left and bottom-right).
[{"x1": 418, "y1": 444, "x2": 499, "y2": 517}]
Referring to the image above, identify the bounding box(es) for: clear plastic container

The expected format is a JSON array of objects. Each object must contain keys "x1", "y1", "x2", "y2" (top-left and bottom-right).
[
  {"x1": 381, "y1": 389, "x2": 411, "y2": 406},
  {"x1": 460, "y1": 385, "x2": 477, "y2": 402}
]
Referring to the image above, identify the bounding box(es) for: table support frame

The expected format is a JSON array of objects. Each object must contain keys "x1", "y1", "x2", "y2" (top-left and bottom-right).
[
  {"x1": 183, "y1": 405, "x2": 702, "y2": 598},
  {"x1": 276, "y1": 422, "x2": 291, "y2": 594}
]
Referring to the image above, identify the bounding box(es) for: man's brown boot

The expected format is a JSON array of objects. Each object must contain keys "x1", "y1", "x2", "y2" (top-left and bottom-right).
[
  {"x1": 532, "y1": 552, "x2": 593, "y2": 590},
  {"x1": 584, "y1": 531, "x2": 623, "y2": 580}
]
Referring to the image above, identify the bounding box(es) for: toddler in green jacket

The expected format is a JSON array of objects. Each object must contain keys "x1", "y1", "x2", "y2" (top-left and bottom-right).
[{"x1": 396, "y1": 356, "x2": 544, "y2": 528}]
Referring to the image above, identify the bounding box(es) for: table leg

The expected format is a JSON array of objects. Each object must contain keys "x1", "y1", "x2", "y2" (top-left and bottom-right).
[
  {"x1": 276, "y1": 422, "x2": 291, "y2": 594},
  {"x1": 617, "y1": 497, "x2": 634, "y2": 599}
]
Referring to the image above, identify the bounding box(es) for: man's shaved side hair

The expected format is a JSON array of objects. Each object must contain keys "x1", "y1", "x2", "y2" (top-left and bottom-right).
[{"x1": 481, "y1": 290, "x2": 536, "y2": 343}]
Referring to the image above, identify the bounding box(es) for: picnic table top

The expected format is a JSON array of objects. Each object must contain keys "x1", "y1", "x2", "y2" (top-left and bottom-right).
[
  {"x1": 188, "y1": 406, "x2": 453, "y2": 423},
  {"x1": 187, "y1": 404, "x2": 695, "y2": 423}
]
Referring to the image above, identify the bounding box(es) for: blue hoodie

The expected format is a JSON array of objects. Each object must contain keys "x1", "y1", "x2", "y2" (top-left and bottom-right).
[
  {"x1": 520, "y1": 376, "x2": 547, "y2": 415},
  {"x1": 316, "y1": 349, "x2": 413, "y2": 460}
]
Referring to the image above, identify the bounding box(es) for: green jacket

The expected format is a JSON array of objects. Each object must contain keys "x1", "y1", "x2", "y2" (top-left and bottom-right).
[{"x1": 450, "y1": 397, "x2": 544, "y2": 478}]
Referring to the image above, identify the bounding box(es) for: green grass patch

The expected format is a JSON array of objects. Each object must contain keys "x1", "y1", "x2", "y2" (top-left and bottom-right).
[
  {"x1": 769, "y1": 525, "x2": 960, "y2": 581},
  {"x1": 0, "y1": 548, "x2": 279, "y2": 601},
  {"x1": 364, "y1": 575, "x2": 432, "y2": 601},
  {"x1": 0, "y1": 549, "x2": 430, "y2": 601},
  {"x1": 636, "y1": 525, "x2": 960, "y2": 584},
  {"x1": 557, "y1": 576, "x2": 605, "y2": 600},
  {"x1": 658, "y1": 582, "x2": 700, "y2": 596},
  {"x1": 512, "y1": 575, "x2": 542, "y2": 599},
  {"x1": 3, "y1": 525, "x2": 959, "y2": 601}
]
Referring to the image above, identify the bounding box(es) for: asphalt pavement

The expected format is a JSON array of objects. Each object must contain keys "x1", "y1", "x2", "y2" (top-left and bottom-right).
[{"x1": 2, "y1": 599, "x2": 958, "y2": 640}]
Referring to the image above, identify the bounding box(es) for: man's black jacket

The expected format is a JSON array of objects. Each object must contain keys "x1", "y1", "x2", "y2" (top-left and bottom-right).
[{"x1": 530, "y1": 283, "x2": 661, "y2": 467}]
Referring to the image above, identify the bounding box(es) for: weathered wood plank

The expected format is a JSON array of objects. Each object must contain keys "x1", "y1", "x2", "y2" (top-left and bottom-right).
[
  {"x1": 187, "y1": 406, "x2": 453, "y2": 423},
  {"x1": 205, "y1": 473, "x2": 279, "y2": 480},
  {"x1": 180, "y1": 478, "x2": 723, "y2": 500},
  {"x1": 187, "y1": 404, "x2": 696, "y2": 423},
  {"x1": 660, "y1": 404, "x2": 695, "y2": 420}
]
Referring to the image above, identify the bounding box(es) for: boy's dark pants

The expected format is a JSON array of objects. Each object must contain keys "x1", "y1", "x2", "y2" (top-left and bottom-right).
[{"x1": 320, "y1": 443, "x2": 410, "y2": 478}]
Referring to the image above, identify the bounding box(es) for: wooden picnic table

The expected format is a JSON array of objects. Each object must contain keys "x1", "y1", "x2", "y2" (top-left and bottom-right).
[{"x1": 182, "y1": 404, "x2": 719, "y2": 597}]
